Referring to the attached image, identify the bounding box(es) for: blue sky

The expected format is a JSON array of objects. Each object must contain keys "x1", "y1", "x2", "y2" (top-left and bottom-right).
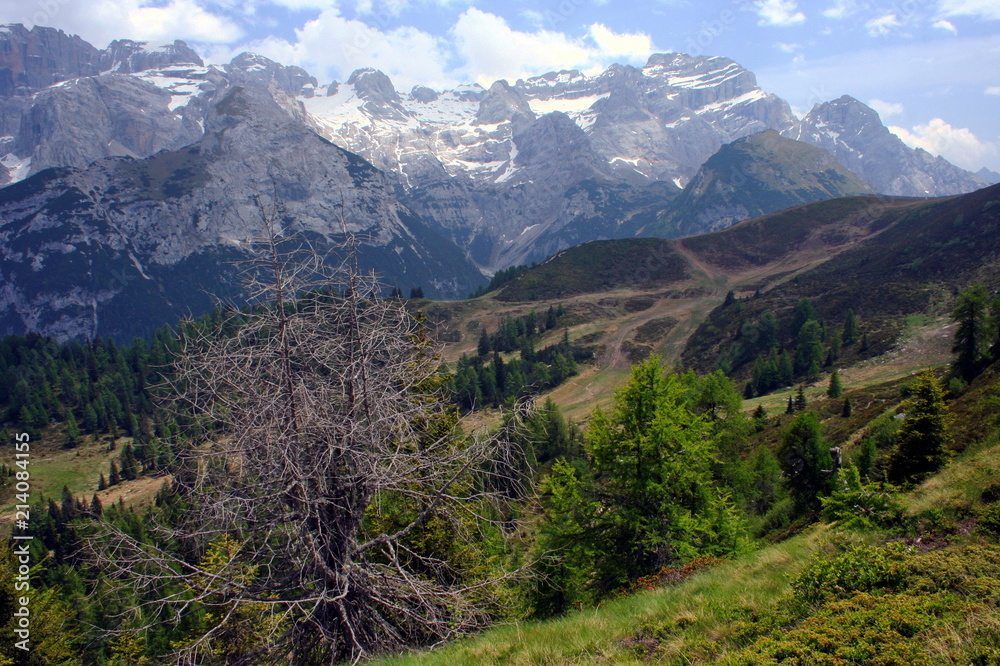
[{"x1": 2, "y1": 0, "x2": 998, "y2": 171}]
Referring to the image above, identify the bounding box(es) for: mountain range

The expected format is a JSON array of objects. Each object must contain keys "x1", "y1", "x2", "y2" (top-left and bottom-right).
[{"x1": 0, "y1": 23, "x2": 992, "y2": 340}]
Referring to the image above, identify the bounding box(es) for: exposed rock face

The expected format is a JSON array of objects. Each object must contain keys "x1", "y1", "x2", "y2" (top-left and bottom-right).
[
  {"x1": 13, "y1": 73, "x2": 207, "y2": 169},
  {"x1": 0, "y1": 82, "x2": 484, "y2": 340},
  {"x1": 788, "y1": 96, "x2": 987, "y2": 197},
  {"x1": 225, "y1": 52, "x2": 318, "y2": 97},
  {"x1": 101, "y1": 39, "x2": 203, "y2": 73},
  {"x1": 0, "y1": 24, "x2": 102, "y2": 96},
  {"x1": 475, "y1": 80, "x2": 535, "y2": 129}
]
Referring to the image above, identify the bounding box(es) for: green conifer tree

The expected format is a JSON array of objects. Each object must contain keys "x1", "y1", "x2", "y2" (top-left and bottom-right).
[
  {"x1": 887, "y1": 370, "x2": 952, "y2": 483},
  {"x1": 827, "y1": 369, "x2": 843, "y2": 398}
]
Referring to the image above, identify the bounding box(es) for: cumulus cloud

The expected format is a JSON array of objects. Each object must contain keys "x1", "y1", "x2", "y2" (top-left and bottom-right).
[
  {"x1": 821, "y1": 0, "x2": 858, "y2": 20},
  {"x1": 869, "y1": 98, "x2": 904, "y2": 119},
  {"x1": 937, "y1": 0, "x2": 1000, "y2": 21},
  {"x1": 587, "y1": 24, "x2": 656, "y2": 61},
  {"x1": 0, "y1": 0, "x2": 243, "y2": 46},
  {"x1": 890, "y1": 118, "x2": 998, "y2": 171},
  {"x1": 352, "y1": 0, "x2": 474, "y2": 19},
  {"x1": 865, "y1": 14, "x2": 901, "y2": 36},
  {"x1": 987, "y1": 86, "x2": 1000, "y2": 95},
  {"x1": 242, "y1": 7, "x2": 455, "y2": 89},
  {"x1": 754, "y1": 0, "x2": 806, "y2": 27},
  {"x1": 932, "y1": 19, "x2": 958, "y2": 33},
  {"x1": 451, "y1": 9, "x2": 656, "y2": 86},
  {"x1": 774, "y1": 42, "x2": 802, "y2": 53}
]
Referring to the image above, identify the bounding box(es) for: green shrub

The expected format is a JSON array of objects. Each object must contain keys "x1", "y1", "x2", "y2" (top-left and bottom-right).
[
  {"x1": 821, "y1": 466, "x2": 906, "y2": 530},
  {"x1": 792, "y1": 542, "x2": 912, "y2": 604},
  {"x1": 978, "y1": 503, "x2": 1000, "y2": 537}
]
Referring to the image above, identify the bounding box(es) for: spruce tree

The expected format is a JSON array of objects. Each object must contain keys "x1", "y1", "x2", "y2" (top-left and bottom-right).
[
  {"x1": 778, "y1": 411, "x2": 834, "y2": 511},
  {"x1": 842, "y1": 396, "x2": 853, "y2": 418},
  {"x1": 796, "y1": 384, "x2": 807, "y2": 411},
  {"x1": 90, "y1": 494, "x2": 103, "y2": 517},
  {"x1": 109, "y1": 460, "x2": 121, "y2": 486},
  {"x1": 843, "y1": 309, "x2": 858, "y2": 346},
  {"x1": 952, "y1": 284, "x2": 990, "y2": 380},
  {"x1": 887, "y1": 370, "x2": 952, "y2": 483},
  {"x1": 795, "y1": 320, "x2": 824, "y2": 376},
  {"x1": 64, "y1": 413, "x2": 82, "y2": 448},
  {"x1": 477, "y1": 327, "x2": 490, "y2": 356},
  {"x1": 827, "y1": 369, "x2": 843, "y2": 398}
]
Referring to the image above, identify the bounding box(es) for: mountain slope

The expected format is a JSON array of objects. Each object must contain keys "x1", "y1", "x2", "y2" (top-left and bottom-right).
[
  {"x1": 680, "y1": 183, "x2": 1000, "y2": 374},
  {"x1": 646, "y1": 130, "x2": 875, "y2": 237},
  {"x1": 0, "y1": 83, "x2": 484, "y2": 341}
]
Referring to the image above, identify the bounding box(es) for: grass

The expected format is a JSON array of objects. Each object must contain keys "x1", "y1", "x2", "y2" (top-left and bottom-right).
[
  {"x1": 376, "y1": 526, "x2": 834, "y2": 666},
  {"x1": 379, "y1": 360, "x2": 1000, "y2": 666},
  {"x1": 0, "y1": 426, "x2": 166, "y2": 529},
  {"x1": 904, "y1": 440, "x2": 1000, "y2": 515}
]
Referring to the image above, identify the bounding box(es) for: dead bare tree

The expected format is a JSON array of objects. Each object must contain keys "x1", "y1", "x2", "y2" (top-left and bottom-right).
[{"x1": 86, "y1": 204, "x2": 525, "y2": 664}]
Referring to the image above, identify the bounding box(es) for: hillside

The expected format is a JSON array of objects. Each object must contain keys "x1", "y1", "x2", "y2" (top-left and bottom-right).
[
  {"x1": 681, "y1": 183, "x2": 1000, "y2": 379},
  {"x1": 375, "y1": 361, "x2": 1000, "y2": 665}
]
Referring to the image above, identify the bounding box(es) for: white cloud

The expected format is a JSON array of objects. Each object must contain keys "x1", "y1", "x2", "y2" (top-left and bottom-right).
[
  {"x1": 0, "y1": 0, "x2": 243, "y2": 46},
  {"x1": 587, "y1": 24, "x2": 655, "y2": 61},
  {"x1": 869, "y1": 98, "x2": 904, "y2": 119},
  {"x1": 821, "y1": 0, "x2": 858, "y2": 19},
  {"x1": 207, "y1": 7, "x2": 455, "y2": 89},
  {"x1": 774, "y1": 42, "x2": 801, "y2": 53},
  {"x1": 451, "y1": 9, "x2": 656, "y2": 86},
  {"x1": 937, "y1": 0, "x2": 1000, "y2": 21},
  {"x1": 932, "y1": 19, "x2": 958, "y2": 33},
  {"x1": 754, "y1": 0, "x2": 806, "y2": 27},
  {"x1": 351, "y1": 0, "x2": 474, "y2": 18},
  {"x1": 262, "y1": 0, "x2": 339, "y2": 9},
  {"x1": 890, "y1": 118, "x2": 998, "y2": 171},
  {"x1": 865, "y1": 14, "x2": 901, "y2": 36},
  {"x1": 987, "y1": 86, "x2": 1000, "y2": 95}
]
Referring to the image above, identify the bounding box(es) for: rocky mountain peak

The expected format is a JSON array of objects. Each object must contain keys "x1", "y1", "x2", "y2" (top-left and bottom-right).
[
  {"x1": 792, "y1": 95, "x2": 986, "y2": 196},
  {"x1": 102, "y1": 39, "x2": 204, "y2": 74},
  {"x1": 346, "y1": 67, "x2": 409, "y2": 119},
  {"x1": 347, "y1": 68, "x2": 400, "y2": 103},
  {"x1": 805, "y1": 95, "x2": 882, "y2": 131},
  {"x1": 410, "y1": 85, "x2": 439, "y2": 103},
  {"x1": 976, "y1": 167, "x2": 1000, "y2": 185},
  {"x1": 475, "y1": 79, "x2": 535, "y2": 128},
  {"x1": 226, "y1": 52, "x2": 318, "y2": 97},
  {"x1": 0, "y1": 24, "x2": 103, "y2": 96}
]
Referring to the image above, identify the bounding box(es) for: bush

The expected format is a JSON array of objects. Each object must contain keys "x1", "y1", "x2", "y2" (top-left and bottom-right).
[
  {"x1": 820, "y1": 467, "x2": 906, "y2": 530},
  {"x1": 979, "y1": 503, "x2": 1000, "y2": 537},
  {"x1": 792, "y1": 543, "x2": 912, "y2": 604}
]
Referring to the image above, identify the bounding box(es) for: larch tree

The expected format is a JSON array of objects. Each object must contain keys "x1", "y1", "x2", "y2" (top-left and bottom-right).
[{"x1": 537, "y1": 356, "x2": 740, "y2": 602}]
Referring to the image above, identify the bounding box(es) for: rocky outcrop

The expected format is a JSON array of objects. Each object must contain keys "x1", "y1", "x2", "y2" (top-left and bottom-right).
[{"x1": 475, "y1": 80, "x2": 534, "y2": 129}]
